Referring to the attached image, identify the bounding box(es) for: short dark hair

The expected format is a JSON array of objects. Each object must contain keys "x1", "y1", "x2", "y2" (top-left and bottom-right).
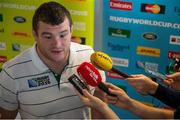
[{"x1": 32, "y1": 1, "x2": 73, "y2": 34}]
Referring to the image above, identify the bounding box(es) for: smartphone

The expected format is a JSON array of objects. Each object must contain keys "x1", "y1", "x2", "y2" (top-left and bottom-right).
[
  {"x1": 136, "y1": 61, "x2": 167, "y2": 81},
  {"x1": 145, "y1": 69, "x2": 167, "y2": 81},
  {"x1": 68, "y1": 74, "x2": 89, "y2": 95}
]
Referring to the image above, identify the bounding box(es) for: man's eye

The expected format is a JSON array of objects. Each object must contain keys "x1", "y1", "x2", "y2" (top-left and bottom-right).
[
  {"x1": 60, "y1": 32, "x2": 69, "y2": 38},
  {"x1": 44, "y1": 36, "x2": 52, "y2": 39},
  {"x1": 60, "y1": 34, "x2": 66, "y2": 38}
]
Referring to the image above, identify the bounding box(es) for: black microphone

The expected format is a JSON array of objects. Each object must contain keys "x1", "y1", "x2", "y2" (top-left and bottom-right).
[{"x1": 68, "y1": 74, "x2": 89, "y2": 95}]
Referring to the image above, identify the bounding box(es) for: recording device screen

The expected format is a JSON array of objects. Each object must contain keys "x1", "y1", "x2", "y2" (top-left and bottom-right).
[
  {"x1": 68, "y1": 74, "x2": 89, "y2": 95},
  {"x1": 146, "y1": 69, "x2": 167, "y2": 81},
  {"x1": 137, "y1": 61, "x2": 167, "y2": 81}
]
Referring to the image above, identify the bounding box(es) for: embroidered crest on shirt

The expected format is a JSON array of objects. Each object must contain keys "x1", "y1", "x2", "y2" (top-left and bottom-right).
[{"x1": 28, "y1": 76, "x2": 51, "y2": 88}]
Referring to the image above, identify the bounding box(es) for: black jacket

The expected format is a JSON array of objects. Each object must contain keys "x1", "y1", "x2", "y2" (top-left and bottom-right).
[{"x1": 152, "y1": 84, "x2": 180, "y2": 118}]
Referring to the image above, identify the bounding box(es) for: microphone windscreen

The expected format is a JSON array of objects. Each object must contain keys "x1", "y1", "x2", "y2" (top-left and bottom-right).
[
  {"x1": 90, "y1": 51, "x2": 113, "y2": 71},
  {"x1": 77, "y1": 62, "x2": 117, "y2": 97},
  {"x1": 77, "y1": 62, "x2": 102, "y2": 86}
]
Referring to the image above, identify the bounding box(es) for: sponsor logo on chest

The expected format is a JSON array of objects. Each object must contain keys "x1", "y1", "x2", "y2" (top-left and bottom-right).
[{"x1": 28, "y1": 76, "x2": 51, "y2": 88}]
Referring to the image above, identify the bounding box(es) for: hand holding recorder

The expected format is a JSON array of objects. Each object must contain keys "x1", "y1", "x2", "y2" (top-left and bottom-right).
[{"x1": 75, "y1": 89, "x2": 119, "y2": 119}]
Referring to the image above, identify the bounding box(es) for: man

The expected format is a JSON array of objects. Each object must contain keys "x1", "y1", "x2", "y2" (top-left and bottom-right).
[{"x1": 0, "y1": 1, "x2": 106, "y2": 119}]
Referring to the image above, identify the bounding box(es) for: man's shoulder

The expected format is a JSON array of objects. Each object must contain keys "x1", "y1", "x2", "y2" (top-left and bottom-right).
[
  {"x1": 71, "y1": 42, "x2": 95, "y2": 57},
  {"x1": 2, "y1": 47, "x2": 32, "y2": 69},
  {"x1": 71, "y1": 42, "x2": 93, "y2": 50}
]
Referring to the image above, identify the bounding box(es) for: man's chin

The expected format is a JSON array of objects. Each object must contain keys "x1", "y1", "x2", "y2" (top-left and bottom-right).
[{"x1": 51, "y1": 58, "x2": 64, "y2": 62}]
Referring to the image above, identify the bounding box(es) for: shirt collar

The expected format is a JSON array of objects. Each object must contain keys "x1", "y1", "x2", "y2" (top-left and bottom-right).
[
  {"x1": 30, "y1": 43, "x2": 76, "y2": 72},
  {"x1": 67, "y1": 42, "x2": 76, "y2": 67},
  {"x1": 30, "y1": 43, "x2": 49, "y2": 72}
]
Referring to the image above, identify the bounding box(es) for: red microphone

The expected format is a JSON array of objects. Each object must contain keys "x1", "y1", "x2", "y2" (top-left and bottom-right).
[{"x1": 77, "y1": 62, "x2": 116, "y2": 96}]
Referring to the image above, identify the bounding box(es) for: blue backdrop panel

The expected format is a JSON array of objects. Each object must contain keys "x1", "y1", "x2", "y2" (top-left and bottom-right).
[{"x1": 102, "y1": 0, "x2": 180, "y2": 118}]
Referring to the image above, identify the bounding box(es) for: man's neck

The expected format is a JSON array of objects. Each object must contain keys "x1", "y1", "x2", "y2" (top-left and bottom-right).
[
  {"x1": 49, "y1": 59, "x2": 68, "y2": 74},
  {"x1": 36, "y1": 45, "x2": 69, "y2": 74}
]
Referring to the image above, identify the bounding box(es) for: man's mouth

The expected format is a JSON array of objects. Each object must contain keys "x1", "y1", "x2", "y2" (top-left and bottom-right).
[{"x1": 51, "y1": 49, "x2": 63, "y2": 54}]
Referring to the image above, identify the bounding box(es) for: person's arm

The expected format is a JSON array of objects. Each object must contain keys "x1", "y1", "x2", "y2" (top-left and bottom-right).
[
  {"x1": 77, "y1": 89, "x2": 119, "y2": 119},
  {"x1": 127, "y1": 99, "x2": 174, "y2": 119},
  {"x1": 91, "y1": 88, "x2": 112, "y2": 119},
  {"x1": 106, "y1": 83, "x2": 174, "y2": 119},
  {"x1": 174, "y1": 106, "x2": 180, "y2": 119},
  {"x1": 152, "y1": 84, "x2": 180, "y2": 109},
  {"x1": 125, "y1": 74, "x2": 180, "y2": 108},
  {"x1": 0, "y1": 107, "x2": 18, "y2": 119},
  {"x1": 126, "y1": 74, "x2": 158, "y2": 95},
  {"x1": 90, "y1": 70, "x2": 114, "y2": 119},
  {"x1": 0, "y1": 69, "x2": 19, "y2": 119}
]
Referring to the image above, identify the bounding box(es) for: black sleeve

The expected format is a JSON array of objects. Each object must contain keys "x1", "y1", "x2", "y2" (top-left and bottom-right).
[
  {"x1": 174, "y1": 106, "x2": 180, "y2": 119},
  {"x1": 151, "y1": 84, "x2": 180, "y2": 109}
]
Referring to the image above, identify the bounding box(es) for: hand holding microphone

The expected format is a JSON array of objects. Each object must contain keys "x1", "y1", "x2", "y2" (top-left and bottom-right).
[
  {"x1": 90, "y1": 51, "x2": 131, "y2": 78},
  {"x1": 77, "y1": 62, "x2": 116, "y2": 97}
]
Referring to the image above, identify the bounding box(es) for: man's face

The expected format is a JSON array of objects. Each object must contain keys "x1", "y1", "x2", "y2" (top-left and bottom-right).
[{"x1": 34, "y1": 18, "x2": 72, "y2": 63}]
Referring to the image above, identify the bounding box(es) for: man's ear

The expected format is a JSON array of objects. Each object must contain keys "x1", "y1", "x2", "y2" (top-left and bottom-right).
[
  {"x1": 70, "y1": 25, "x2": 73, "y2": 34},
  {"x1": 32, "y1": 30, "x2": 38, "y2": 41}
]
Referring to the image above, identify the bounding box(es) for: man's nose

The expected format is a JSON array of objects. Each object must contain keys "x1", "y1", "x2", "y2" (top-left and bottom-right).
[{"x1": 52, "y1": 37, "x2": 62, "y2": 46}]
